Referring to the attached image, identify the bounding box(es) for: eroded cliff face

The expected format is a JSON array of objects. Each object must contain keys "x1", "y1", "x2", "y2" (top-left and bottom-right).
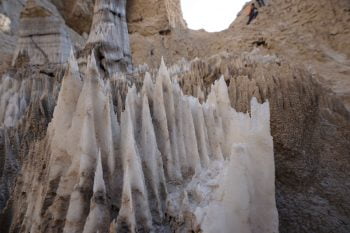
[
  {"x1": 128, "y1": 0, "x2": 350, "y2": 110},
  {"x1": 127, "y1": 0, "x2": 185, "y2": 35},
  {"x1": 0, "y1": 0, "x2": 349, "y2": 232}
]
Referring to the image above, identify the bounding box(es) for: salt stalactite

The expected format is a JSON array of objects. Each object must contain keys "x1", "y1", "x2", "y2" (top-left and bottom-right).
[
  {"x1": 106, "y1": 91, "x2": 117, "y2": 177},
  {"x1": 160, "y1": 59, "x2": 183, "y2": 181},
  {"x1": 49, "y1": 49, "x2": 82, "y2": 145},
  {"x1": 0, "y1": 76, "x2": 20, "y2": 127},
  {"x1": 172, "y1": 82, "x2": 188, "y2": 175},
  {"x1": 202, "y1": 104, "x2": 224, "y2": 161},
  {"x1": 12, "y1": 0, "x2": 72, "y2": 65},
  {"x1": 190, "y1": 98, "x2": 210, "y2": 168},
  {"x1": 44, "y1": 52, "x2": 102, "y2": 233},
  {"x1": 116, "y1": 105, "x2": 152, "y2": 232},
  {"x1": 124, "y1": 85, "x2": 142, "y2": 141},
  {"x1": 141, "y1": 73, "x2": 154, "y2": 100},
  {"x1": 64, "y1": 111, "x2": 98, "y2": 233},
  {"x1": 90, "y1": 79, "x2": 115, "y2": 180},
  {"x1": 189, "y1": 106, "x2": 277, "y2": 233},
  {"x1": 108, "y1": 87, "x2": 124, "y2": 219},
  {"x1": 82, "y1": 150, "x2": 109, "y2": 233},
  {"x1": 207, "y1": 76, "x2": 242, "y2": 158},
  {"x1": 152, "y1": 61, "x2": 181, "y2": 181},
  {"x1": 140, "y1": 94, "x2": 167, "y2": 223},
  {"x1": 182, "y1": 97, "x2": 202, "y2": 175},
  {"x1": 5, "y1": 52, "x2": 278, "y2": 232},
  {"x1": 46, "y1": 50, "x2": 83, "y2": 204},
  {"x1": 63, "y1": 53, "x2": 113, "y2": 233},
  {"x1": 86, "y1": 0, "x2": 132, "y2": 74}
]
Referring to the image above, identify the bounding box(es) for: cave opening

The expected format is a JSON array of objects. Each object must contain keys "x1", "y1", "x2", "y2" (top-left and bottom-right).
[{"x1": 181, "y1": 0, "x2": 248, "y2": 32}]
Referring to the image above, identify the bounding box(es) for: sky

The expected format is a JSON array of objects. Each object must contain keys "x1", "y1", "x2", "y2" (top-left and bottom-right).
[{"x1": 181, "y1": 0, "x2": 248, "y2": 32}]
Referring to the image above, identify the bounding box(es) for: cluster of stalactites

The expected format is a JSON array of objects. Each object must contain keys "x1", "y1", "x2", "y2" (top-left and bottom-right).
[
  {"x1": 0, "y1": 71, "x2": 60, "y2": 128},
  {"x1": 21, "y1": 50, "x2": 277, "y2": 233}
]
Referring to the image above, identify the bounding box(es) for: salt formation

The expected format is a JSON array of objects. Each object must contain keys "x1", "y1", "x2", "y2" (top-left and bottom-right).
[
  {"x1": 85, "y1": 0, "x2": 132, "y2": 74},
  {"x1": 12, "y1": 0, "x2": 72, "y2": 65},
  {"x1": 0, "y1": 72, "x2": 60, "y2": 128},
  {"x1": 0, "y1": 67, "x2": 62, "y2": 212},
  {"x1": 0, "y1": 0, "x2": 349, "y2": 231},
  {"x1": 4, "y1": 50, "x2": 278, "y2": 232},
  {"x1": 0, "y1": 75, "x2": 25, "y2": 128}
]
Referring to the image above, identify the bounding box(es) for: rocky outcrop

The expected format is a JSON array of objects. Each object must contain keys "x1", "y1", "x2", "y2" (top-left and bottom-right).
[
  {"x1": 0, "y1": 0, "x2": 86, "y2": 73},
  {"x1": 12, "y1": 0, "x2": 72, "y2": 66},
  {"x1": 0, "y1": 0, "x2": 25, "y2": 34},
  {"x1": 83, "y1": 0, "x2": 132, "y2": 75},
  {"x1": 0, "y1": 31, "x2": 15, "y2": 76},
  {"x1": 0, "y1": 0, "x2": 94, "y2": 35},
  {"x1": 128, "y1": 0, "x2": 350, "y2": 110},
  {"x1": 0, "y1": 0, "x2": 22, "y2": 75},
  {"x1": 49, "y1": 0, "x2": 94, "y2": 34},
  {"x1": 127, "y1": 0, "x2": 186, "y2": 36}
]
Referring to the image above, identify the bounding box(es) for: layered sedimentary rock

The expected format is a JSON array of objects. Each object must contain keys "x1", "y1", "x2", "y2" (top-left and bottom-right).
[
  {"x1": 49, "y1": 0, "x2": 94, "y2": 34},
  {"x1": 3, "y1": 52, "x2": 278, "y2": 233},
  {"x1": 0, "y1": 0, "x2": 24, "y2": 33},
  {"x1": 12, "y1": 0, "x2": 72, "y2": 66},
  {"x1": 0, "y1": 0, "x2": 22, "y2": 75},
  {"x1": 84, "y1": 0, "x2": 132, "y2": 75}
]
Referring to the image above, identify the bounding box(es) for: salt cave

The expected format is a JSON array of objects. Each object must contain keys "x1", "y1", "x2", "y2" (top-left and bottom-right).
[{"x1": 1, "y1": 0, "x2": 350, "y2": 232}]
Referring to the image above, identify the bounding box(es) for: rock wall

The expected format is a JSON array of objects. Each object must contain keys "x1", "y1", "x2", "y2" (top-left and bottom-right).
[
  {"x1": 83, "y1": 0, "x2": 132, "y2": 75},
  {"x1": 49, "y1": 0, "x2": 94, "y2": 34},
  {"x1": 12, "y1": 0, "x2": 72, "y2": 66},
  {"x1": 126, "y1": 0, "x2": 185, "y2": 36}
]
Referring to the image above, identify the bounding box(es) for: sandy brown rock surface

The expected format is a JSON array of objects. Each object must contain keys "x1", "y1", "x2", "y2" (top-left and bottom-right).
[{"x1": 128, "y1": 0, "x2": 350, "y2": 110}]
